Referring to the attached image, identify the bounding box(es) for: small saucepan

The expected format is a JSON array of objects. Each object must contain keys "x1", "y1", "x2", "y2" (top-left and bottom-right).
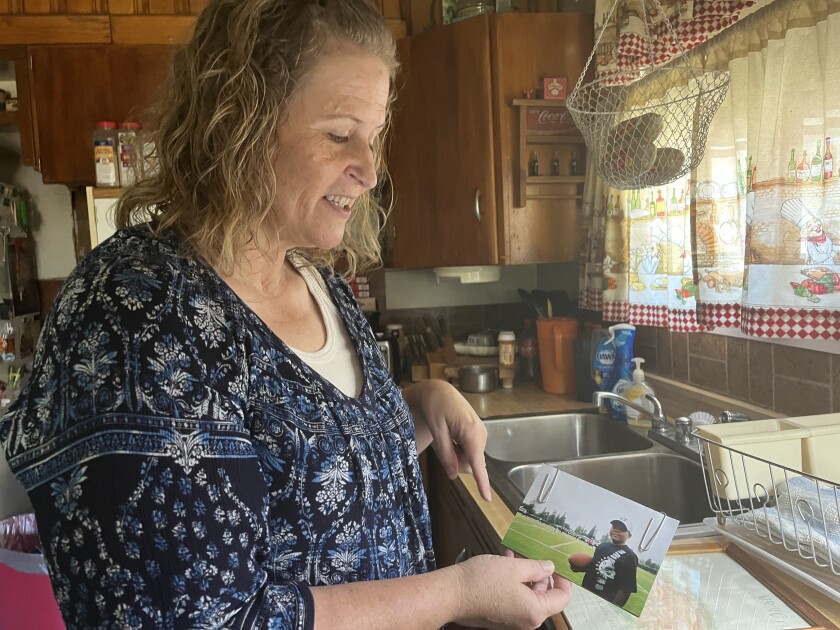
[{"x1": 458, "y1": 365, "x2": 499, "y2": 393}]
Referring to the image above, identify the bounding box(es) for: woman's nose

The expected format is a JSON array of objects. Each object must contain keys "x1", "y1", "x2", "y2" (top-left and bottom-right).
[{"x1": 347, "y1": 140, "x2": 378, "y2": 190}]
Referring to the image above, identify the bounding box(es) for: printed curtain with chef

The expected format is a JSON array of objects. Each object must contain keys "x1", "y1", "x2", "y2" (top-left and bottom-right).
[{"x1": 580, "y1": 0, "x2": 840, "y2": 340}]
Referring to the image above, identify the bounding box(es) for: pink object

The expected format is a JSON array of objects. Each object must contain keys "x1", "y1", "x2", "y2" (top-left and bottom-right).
[{"x1": 0, "y1": 554, "x2": 64, "y2": 629}]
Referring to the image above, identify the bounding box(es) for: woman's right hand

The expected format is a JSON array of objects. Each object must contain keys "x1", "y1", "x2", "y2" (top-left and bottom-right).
[{"x1": 450, "y1": 554, "x2": 572, "y2": 630}]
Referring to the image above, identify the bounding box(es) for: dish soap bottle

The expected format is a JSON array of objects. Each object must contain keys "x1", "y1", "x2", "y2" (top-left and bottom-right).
[{"x1": 625, "y1": 357, "x2": 655, "y2": 428}]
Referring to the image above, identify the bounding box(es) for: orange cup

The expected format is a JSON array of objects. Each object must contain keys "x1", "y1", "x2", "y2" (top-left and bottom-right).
[{"x1": 536, "y1": 317, "x2": 578, "y2": 394}]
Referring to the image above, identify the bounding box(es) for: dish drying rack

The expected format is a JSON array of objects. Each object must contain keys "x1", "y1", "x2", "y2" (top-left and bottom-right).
[{"x1": 694, "y1": 433, "x2": 840, "y2": 602}]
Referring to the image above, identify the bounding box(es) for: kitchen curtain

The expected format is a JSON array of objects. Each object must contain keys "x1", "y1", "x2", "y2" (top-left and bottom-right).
[{"x1": 579, "y1": 0, "x2": 840, "y2": 339}]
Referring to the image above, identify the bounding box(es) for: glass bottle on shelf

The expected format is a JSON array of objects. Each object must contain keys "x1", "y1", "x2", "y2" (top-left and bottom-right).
[
  {"x1": 825, "y1": 137, "x2": 833, "y2": 180},
  {"x1": 655, "y1": 189, "x2": 666, "y2": 217},
  {"x1": 570, "y1": 151, "x2": 579, "y2": 176},
  {"x1": 529, "y1": 150, "x2": 539, "y2": 177},
  {"x1": 796, "y1": 150, "x2": 809, "y2": 183},
  {"x1": 811, "y1": 140, "x2": 822, "y2": 182},
  {"x1": 551, "y1": 150, "x2": 560, "y2": 176},
  {"x1": 787, "y1": 148, "x2": 796, "y2": 183}
]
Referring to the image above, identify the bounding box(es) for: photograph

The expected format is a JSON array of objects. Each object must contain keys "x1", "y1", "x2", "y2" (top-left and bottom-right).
[{"x1": 502, "y1": 465, "x2": 680, "y2": 617}]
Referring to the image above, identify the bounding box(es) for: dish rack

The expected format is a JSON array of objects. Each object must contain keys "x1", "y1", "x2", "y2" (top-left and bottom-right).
[{"x1": 694, "y1": 432, "x2": 840, "y2": 601}]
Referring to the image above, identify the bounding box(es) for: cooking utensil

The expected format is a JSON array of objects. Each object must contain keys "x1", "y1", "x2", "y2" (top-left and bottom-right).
[
  {"x1": 407, "y1": 335, "x2": 421, "y2": 363},
  {"x1": 422, "y1": 314, "x2": 439, "y2": 352},
  {"x1": 531, "y1": 289, "x2": 552, "y2": 318},
  {"x1": 459, "y1": 365, "x2": 499, "y2": 393},
  {"x1": 518, "y1": 288, "x2": 543, "y2": 319},
  {"x1": 437, "y1": 314, "x2": 449, "y2": 345},
  {"x1": 548, "y1": 290, "x2": 572, "y2": 317}
]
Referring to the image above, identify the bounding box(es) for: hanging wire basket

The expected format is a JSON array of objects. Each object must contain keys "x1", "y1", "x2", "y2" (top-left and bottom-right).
[{"x1": 566, "y1": 0, "x2": 730, "y2": 189}]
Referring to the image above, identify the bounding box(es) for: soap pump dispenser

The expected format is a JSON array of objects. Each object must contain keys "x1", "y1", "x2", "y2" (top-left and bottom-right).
[{"x1": 626, "y1": 357, "x2": 656, "y2": 428}]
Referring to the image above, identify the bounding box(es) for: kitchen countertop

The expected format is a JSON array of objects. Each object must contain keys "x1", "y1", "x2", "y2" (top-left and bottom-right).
[
  {"x1": 452, "y1": 379, "x2": 840, "y2": 628},
  {"x1": 458, "y1": 381, "x2": 592, "y2": 419}
]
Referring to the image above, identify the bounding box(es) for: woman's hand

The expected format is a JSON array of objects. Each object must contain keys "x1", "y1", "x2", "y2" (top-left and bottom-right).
[
  {"x1": 402, "y1": 380, "x2": 492, "y2": 501},
  {"x1": 450, "y1": 554, "x2": 572, "y2": 630}
]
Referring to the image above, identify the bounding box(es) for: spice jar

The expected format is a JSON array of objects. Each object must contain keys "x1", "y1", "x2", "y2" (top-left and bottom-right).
[
  {"x1": 498, "y1": 331, "x2": 516, "y2": 368},
  {"x1": 117, "y1": 122, "x2": 141, "y2": 187},
  {"x1": 93, "y1": 121, "x2": 119, "y2": 187}
]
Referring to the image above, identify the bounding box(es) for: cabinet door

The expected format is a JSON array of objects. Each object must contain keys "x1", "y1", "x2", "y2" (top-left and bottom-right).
[
  {"x1": 387, "y1": 16, "x2": 499, "y2": 268},
  {"x1": 29, "y1": 45, "x2": 174, "y2": 184},
  {"x1": 0, "y1": 46, "x2": 36, "y2": 168},
  {"x1": 491, "y1": 13, "x2": 593, "y2": 264}
]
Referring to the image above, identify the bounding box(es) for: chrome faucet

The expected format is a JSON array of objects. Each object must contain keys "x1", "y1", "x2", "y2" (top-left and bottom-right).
[{"x1": 592, "y1": 391, "x2": 669, "y2": 434}]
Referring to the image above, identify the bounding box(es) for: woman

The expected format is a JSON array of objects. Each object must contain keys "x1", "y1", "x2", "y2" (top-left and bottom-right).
[{"x1": 0, "y1": 0, "x2": 571, "y2": 627}]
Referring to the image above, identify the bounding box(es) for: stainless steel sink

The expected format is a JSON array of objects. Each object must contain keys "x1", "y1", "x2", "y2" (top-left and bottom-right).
[
  {"x1": 484, "y1": 412, "x2": 653, "y2": 463},
  {"x1": 506, "y1": 452, "x2": 712, "y2": 526}
]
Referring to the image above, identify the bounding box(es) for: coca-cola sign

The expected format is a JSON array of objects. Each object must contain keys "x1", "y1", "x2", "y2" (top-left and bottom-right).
[{"x1": 526, "y1": 106, "x2": 578, "y2": 136}]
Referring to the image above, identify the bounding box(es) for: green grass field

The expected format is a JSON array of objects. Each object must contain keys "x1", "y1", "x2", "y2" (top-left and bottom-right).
[{"x1": 503, "y1": 513, "x2": 656, "y2": 617}]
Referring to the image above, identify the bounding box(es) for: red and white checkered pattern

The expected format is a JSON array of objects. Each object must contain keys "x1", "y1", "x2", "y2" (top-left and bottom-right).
[
  {"x1": 598, "y1": 0, "x2": 756, "y2": 81},
  {"x1": 741, "y1": 307, "x2": 840, "y2": 340},
  {"x1": 698, "y1": 302, "x2": 741, "y2": 329},
  {"x1": 579, "y1": 287, "x2": 604, "y2": 312},
  {"x1": 598, "y1": 301, "x2": 708, "y2": 332},
  {"x1": 666, "y1": 308, "x2": 710, "y2": 333},
  {"x1": 601, "y1": 300, "x2": 629, "y2": 323},
  {"x1": 587, "y1": 295, "x2": 839, "y2": 338}
]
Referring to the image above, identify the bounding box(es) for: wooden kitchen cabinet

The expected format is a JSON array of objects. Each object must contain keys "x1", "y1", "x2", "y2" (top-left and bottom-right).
[
  {"x1": 0, "y1": 46, "x2": 37, "y2": 168},
  {"x1": 28, "y1": 45, "x2": 175, "y2": 184},
  {"x1": 386, "y1": 13, "x2": 593, "y2": 268},
  {"x1": 427, "y1": 453, "x2": 499, "y2": 568}
]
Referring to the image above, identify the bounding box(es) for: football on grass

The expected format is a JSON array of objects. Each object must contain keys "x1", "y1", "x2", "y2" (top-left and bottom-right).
[{"x1": 568, "y1": 553, "x2": 593, "y2": 572}]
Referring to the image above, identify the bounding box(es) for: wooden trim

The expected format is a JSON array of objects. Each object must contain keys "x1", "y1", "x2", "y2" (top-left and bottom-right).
[
  {"x1": 90, "y1": 186, "x2": 125, "y2": 199},
  {"x1": 512, "y1": 98, "x2": 568, "y2": 107},
  {"x1": 385, "y1": 17, "x2": 405, "y2": 40},
  {"x1": 526, "y1": 135, "x2": 584, "y2": 144},
  {"x1": 0, "y1": 14, "x2": 110, "y2": 43},
  {"x1": 726, "y1": 544, "x2": 834, "y2": 629},
  {"x1": 526, "y1": 175, "x2": 585, "y2": 184},
  {"x1": 110, "y1": 14, "x2": 194, "y2": 43},
  {"x1": 0, "y1": 110, "x2": 19, "y2": 126}
]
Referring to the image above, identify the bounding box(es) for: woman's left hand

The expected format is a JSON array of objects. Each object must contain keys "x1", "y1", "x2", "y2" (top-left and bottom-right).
[{"x1": 403, "y1": 380, "x2": 492, "y2": 501}]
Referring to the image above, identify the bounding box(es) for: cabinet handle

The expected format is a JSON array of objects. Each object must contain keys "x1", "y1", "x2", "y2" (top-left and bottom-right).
[{"x1": 474, "y1": 188, "x2": 481, "y2": 223}]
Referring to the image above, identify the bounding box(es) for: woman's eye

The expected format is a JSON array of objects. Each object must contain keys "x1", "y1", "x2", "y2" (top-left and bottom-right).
[{"x1": 328, "y1": 133, "x2": 349, "y2": 144}]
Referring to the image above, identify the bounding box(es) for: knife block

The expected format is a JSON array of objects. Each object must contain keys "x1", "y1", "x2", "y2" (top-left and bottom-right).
[{"x1": 425, "y1": 338, "x2": 459, "y2": 380}]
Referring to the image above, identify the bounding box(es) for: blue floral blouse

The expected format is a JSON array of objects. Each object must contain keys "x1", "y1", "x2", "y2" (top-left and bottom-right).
[{"x1": 0, "y1": 226, "x2": 435, "y2": 629}]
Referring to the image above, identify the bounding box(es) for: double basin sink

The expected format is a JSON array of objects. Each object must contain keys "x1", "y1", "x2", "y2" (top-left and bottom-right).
[{"x1": 484, "y1": 411, "x2": 713, "y2": 530}]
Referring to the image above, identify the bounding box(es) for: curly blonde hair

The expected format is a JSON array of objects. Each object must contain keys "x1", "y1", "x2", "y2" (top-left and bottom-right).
[{"x1": 116, "y1": 0, "x2": 398, "y2": 277}]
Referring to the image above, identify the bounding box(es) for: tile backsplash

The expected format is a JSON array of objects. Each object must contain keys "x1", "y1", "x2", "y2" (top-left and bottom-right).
[
  {"x1": 381, "y1": 293, "x2": 839, "y2": 416},
  {"x1": 634, "y1": 326, "x2": 839, "y2": 415}
]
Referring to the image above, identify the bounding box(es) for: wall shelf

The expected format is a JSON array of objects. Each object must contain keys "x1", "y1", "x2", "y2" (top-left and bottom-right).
[
  {"x1": 514, "y1": 99, "x2": 587, "y2": 207},
  {"x1": 526, "y1": 175, "x2": 585, "y2": 184},
  {"x1": 524, "y1": 195, "x2": 584, "y2": 200},
  {"x1": 526, "y1": 135, "x2": 584, "y2": 144}
]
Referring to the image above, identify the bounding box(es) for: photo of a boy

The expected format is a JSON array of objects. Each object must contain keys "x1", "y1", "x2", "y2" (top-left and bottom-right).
[
  {"x1": 502, "y1": 466, "x2": 680, "y2": 617},
  {"x1": 573, "y1": 517, "x2": 638, "y2": 606}
]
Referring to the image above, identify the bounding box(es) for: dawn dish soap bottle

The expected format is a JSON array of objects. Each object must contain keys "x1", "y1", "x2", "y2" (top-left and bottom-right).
[
  {"x1": 625, "y1": 357, "x2": 656, "y2": 428},
  {"x1": 605, "y1": 324, "x2": 636, "y2": 421}
]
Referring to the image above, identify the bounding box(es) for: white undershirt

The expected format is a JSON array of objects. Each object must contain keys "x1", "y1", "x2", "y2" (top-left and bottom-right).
[{"x1": 288, "y1": 259, "x2": 363, "y2": 398}]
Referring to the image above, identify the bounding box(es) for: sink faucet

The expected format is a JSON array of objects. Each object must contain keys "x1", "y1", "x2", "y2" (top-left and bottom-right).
[{"x1": 592, "y1": 391, "x2": 669, "y2": 434}]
